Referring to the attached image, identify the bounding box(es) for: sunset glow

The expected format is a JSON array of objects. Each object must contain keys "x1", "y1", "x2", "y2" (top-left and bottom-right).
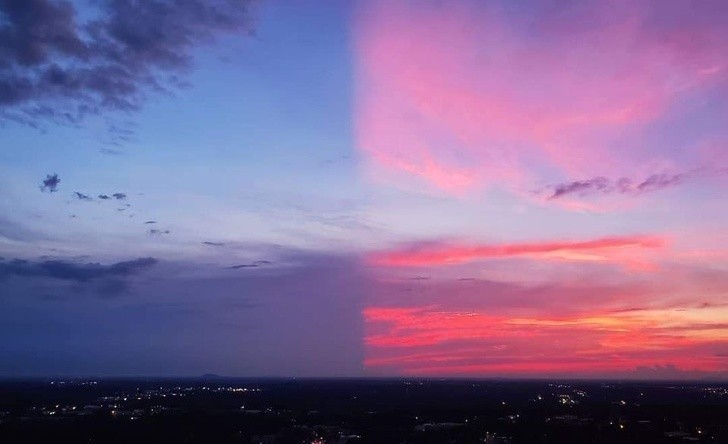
[{"x1": 0, "y1": 0, "x2": 726, "y2": 379}]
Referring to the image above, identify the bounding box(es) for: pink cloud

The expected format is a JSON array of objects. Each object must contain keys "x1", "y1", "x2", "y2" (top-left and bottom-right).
[
  {"x1": 362, "y1": 257, "x2": 728, "y2": 377},
  {"x1": 353, "y1": 0, "x2": 728, "y2": 195},
  {"x1": 364, "y1": 305, "x2": 728, "y2": 376},
  {"x1": 369, "y1": 235, "x2": 665, "y2": 268}
]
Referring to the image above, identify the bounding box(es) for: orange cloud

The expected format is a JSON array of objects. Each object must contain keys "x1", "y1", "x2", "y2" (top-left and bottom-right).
[
  {"x1": 369, "y1": 235, "x2": 665, "y2": 267},
  {"x1": 363, "y1": 305, "x2": 728, "y2": 376}
]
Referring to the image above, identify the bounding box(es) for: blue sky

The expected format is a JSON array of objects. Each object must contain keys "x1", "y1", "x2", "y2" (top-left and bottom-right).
[{"x1": 1, "y1": 0, "x2": 727, "y2": 378}]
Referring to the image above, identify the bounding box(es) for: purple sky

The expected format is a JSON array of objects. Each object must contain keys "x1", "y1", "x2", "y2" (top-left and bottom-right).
[{"x1": 0, "y1": 0, "x2": 727, "y2": 379}]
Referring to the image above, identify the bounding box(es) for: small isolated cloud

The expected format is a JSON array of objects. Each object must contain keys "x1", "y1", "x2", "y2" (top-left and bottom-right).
[
  {"x1": 228, "y1": 261, "x2": 271, "y2": 269},
  {"x1": 148, "y1": 229, "x2": 170, "y2": 236},
  {"x1": 99, "y1": 148, "x2": 122, "y2": 156},
  {"x1": 144, "y1": 220, "x2": 156, "y2": 224},
  {"x1": 229, "y1": 264, "x2": 259, "y2": 269},
  {"x1": 112, "y1": 193, "x2": 126, "y2": 200},
  {"x1": 39, "y1": 173, "x2": 60, "y2": 192},
  {"x1": 73, "y1": 191, "x2": 92, "y2": 201},
  {"x1": 98, "y1": 194, "x2": 110, "y2": 200},
  {"x1": 203, "y1": 241, "x2": 226, "y2": 247}
]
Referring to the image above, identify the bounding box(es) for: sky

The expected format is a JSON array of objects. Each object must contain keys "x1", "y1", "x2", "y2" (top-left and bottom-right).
[{"x1": 0, "y1": 0, "x2": 726, "y2": 379}]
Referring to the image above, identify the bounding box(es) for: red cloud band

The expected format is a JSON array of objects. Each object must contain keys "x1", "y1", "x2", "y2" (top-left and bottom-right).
[{"x1": 370, "y1": 235, "x2": 665, "y2": 266}]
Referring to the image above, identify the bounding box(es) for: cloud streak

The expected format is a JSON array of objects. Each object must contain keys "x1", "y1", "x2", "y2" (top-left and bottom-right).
[
  {"x1": 363, "y1": 274, "x2": 728, "y2": 377},
  {"x1": 0, "y1": 256, "x2": 157, "y2": 282},
  {"x1": 541, "y1": 169, "x2": 725, "y2": 200},
  {"x1": 370, "y1": 235, "x2": 665, "y2": 267},
  {"x1": 364, "y1": 305, "x2": 728, "y2": 377},
  {"x1": 228, "y1": 260, "x2": 271, "y2": 269}
]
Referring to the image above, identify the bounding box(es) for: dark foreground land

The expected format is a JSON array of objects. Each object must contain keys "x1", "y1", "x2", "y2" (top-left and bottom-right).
[{"x1": 0, "y1": 378, "x2": 727, "y2": 443}]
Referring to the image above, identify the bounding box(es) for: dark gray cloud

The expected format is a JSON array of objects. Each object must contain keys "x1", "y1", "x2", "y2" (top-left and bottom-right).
[
  {"x1": 73, "y1": 191, "x2": 92, "y2": 200},
  {"x1": 548, "y1": 176, "x2": 611, "y2": 199},
  {"x1": 541, "y1": 169, "x2": 715, "y2": 200},
  {"x1": 228, "y1": 260, "x2": 270, "y2": 269},
  {"x1": 71, "y1": 190, "x2": 127, "y2": 202},
  {"x1": 0, "y1": 0, "x2": 255, "y2": 126},
  {"x1": 634, "y1": 173, "x2": 685, "y2": 193},
  {"x1": 144, "y1": 220, "x2": 156, "y2": 224},
  {"x1": 95, "y1": 192, "x2": 126, "y2": 201},
  {"x1": 148, "y1": 229, "x2": 170, "y2": 236},
  {"x1": 0, "y1": 256, "x2": 157, "y2": 282},
  {"x1": 228, "y1": 263, "x2": 259, "y2": 269},
  {"x1": 0, "y1": 256, "x2": 158, "y2": 300},
  {"x1": 39, "y1": 173, "x2": 60, "y2": 192},
  {"x1": 203, "y1": 241, "x2": 225, "y2": 246},
  {"x1": 0, "y1": 250, "x2": 365, "y2": 376}
]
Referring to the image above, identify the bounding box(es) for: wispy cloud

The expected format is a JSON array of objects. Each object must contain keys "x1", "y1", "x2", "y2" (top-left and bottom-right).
[
  {"x1": 542, "y1": 171, "x2": 702, "y2": 200},
  {"x1": 354, "y1": 0, "x2": 728, "y2": 195},
  {"x1": 228, "y1": 260, "x2": 271, "y2": 269},
  {"x1": 73, "y1": 191, "x2": 92, "y2": 201},
  {"x1": 228, "y1": 263, "x2": 259, "y2": 269},
  {"x1": 364, "y1": 299, "x2": 728, "y2": 377},
  {"x1": 370, "y1": 235, "x2": 665, "y2": 267}
]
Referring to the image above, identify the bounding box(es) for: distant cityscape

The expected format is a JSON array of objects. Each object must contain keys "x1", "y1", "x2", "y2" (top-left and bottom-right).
[{"x1": 1, "y1": 378, "x2": 726, "y2": 443}]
